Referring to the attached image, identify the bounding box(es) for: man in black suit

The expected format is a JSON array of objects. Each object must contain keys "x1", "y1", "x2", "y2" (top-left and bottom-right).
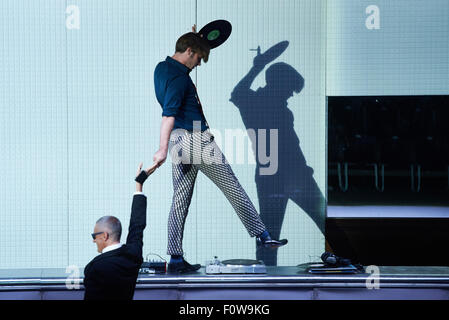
[{"x1": 83, "y1": 162, "x2": 156, "y2": 300}]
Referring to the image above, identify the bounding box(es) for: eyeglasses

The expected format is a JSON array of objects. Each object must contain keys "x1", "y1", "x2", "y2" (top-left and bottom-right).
[{"x1": 91, "y1": 231, "x2": 106, "y2": 240}]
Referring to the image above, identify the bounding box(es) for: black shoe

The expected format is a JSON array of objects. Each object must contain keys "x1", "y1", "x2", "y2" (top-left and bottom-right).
[
  {"x1": 256, "y1": 236, "x2": 288, "y2": 249},
  {"x1": 167, "y1": 259, "x2": 201, "y2": 274}
]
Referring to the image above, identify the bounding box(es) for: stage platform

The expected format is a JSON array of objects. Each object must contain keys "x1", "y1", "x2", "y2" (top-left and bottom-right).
[{"x1": 0, "y1": 265, "x2": 448, "y2": 300}]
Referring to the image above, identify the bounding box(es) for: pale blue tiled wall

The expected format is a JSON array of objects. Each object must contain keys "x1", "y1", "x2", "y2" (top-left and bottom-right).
[
  {"x1": 0, "y1": 0, "x2": 69, "y2": 268},
  {"x1": 326, "y1": 0, "x2": 449, "y2": 96},
  {"x1": 0, "y1": 0, "x2": 325, "y2": 268}
]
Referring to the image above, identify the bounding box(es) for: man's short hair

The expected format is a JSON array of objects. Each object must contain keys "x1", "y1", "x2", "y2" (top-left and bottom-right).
[
  {"x1": 96, "y1": 216, "x2": 122, "y2": 242},
  {"x1": 175, "y1": 32, "x2": 210, "y2": 63}
]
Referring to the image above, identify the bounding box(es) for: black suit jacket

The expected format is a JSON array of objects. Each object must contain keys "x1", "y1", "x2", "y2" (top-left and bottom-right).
[{"x1": 83, "y1": 194, "x2": 147, "y2": 300}]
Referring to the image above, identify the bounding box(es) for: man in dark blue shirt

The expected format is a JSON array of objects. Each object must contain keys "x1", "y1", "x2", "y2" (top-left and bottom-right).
[
  {"x1": 154, "y1": 56, "x2": 209, "y2": 132},
  {"x1": 152, "y1": 27, "x2": 287, "y2": 274}
]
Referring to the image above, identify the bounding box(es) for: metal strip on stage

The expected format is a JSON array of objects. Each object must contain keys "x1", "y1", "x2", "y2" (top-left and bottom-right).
[{"x1": 1, "y1": 266, "x2": 449, "y2": 300}]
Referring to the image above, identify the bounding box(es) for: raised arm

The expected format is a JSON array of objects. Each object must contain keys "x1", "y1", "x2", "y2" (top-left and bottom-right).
[
  {"x1": 126, "y1": 163, "x2": 157, "y2": 258},
  {"x1": 230, "y1": 49, "x2": 267, "y2": 103}
]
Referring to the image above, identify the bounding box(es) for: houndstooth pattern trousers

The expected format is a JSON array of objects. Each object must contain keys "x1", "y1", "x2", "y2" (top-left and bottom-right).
[{"x1": 167, "y1": 129, "x2": 266, "y2": 256}]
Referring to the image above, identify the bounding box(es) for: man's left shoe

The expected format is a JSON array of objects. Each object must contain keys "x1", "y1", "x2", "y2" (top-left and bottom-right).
[
  {"x1": 256, "y1": 236, "x2": 288, "y2": 249},
  {"x1": 167, "y1": 259, "x2": 201, "y2": 274}
]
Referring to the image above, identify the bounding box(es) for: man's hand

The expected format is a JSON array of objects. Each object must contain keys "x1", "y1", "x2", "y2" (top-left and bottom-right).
[
  {"x1": 135, "y1": 162, "x2": 158, "y2": 192},
  {"x1": 192, "y1": 24, "x2": 203, "y2": 37},
  {"x1": 153, "y1": 148, "x2": 168, "y2": 168}
]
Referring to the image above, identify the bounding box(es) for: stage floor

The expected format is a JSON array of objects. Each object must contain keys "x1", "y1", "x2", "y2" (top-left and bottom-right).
[{"x1": 1, "y1": 265, "x2": 448, "y2": 300}]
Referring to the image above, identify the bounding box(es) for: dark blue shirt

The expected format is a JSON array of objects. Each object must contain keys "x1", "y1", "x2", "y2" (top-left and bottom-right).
[{"x1": 154, "y1": 56, "x2": 209, "y2": 131}]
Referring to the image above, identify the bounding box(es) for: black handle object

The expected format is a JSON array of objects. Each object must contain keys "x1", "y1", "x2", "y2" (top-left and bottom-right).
[{"x1": 135, "y1": 171, "x2": 149, "y2": 184}]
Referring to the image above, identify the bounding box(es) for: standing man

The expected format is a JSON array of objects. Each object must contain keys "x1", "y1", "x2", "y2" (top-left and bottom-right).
[
  {"x1": 153, "y1": 25, "x2": 287, "y2": 274},
  {"x1": 83, "y1": 162, "x2": 156, "y2": 300}
]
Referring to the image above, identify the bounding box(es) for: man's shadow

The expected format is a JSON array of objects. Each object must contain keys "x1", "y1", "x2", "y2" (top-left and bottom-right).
[{"x1": 229, "y1": 41, "x2": 326, "y2": 266}]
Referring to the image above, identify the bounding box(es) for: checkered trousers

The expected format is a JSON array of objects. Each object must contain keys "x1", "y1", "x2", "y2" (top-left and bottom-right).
[{"x1": 166, "y1": 129, "x2": 266, "y2": 256}]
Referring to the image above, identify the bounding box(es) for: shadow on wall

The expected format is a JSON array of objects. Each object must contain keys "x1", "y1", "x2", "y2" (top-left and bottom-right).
[{"x1": 229, "y1": 41, "x2": 325, "y2": 266}]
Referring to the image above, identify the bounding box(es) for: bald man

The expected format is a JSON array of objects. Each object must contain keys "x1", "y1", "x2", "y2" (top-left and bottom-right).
[{"x1": 83, "y1": 163, "x2": 156, "y2": 300}]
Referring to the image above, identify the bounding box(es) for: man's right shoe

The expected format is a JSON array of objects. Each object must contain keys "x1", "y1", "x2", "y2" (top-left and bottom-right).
[{"x1": 167, "y1": 259, "x2": 201, "y2": 274}]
